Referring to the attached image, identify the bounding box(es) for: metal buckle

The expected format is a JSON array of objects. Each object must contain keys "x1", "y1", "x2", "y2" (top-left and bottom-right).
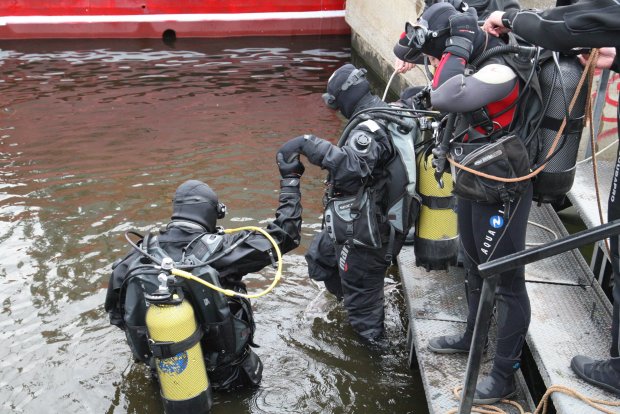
[{"x1": 340, "y1": 68, "x2": 368, "y2": 91}]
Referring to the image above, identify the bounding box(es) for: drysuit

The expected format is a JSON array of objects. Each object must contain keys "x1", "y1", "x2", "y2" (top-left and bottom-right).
[{"x1": 105, "y1": 178, "x2": 302, "y2": 390}]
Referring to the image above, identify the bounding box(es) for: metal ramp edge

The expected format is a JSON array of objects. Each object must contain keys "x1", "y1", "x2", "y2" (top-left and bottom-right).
[
  {"x1": 567, "y1": 159, "x2": 615, "y2": 288},
  {"x1": 398, "y1": 247, "x2": 535, "y2": 414},
  {"x1": 397, "y1": 201, "x2": 619, "y2": 414}
]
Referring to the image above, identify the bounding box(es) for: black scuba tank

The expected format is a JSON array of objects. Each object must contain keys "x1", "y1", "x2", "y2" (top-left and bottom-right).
[{"x1": 532, "y1": 55, "x2": 587, "y2": 205}]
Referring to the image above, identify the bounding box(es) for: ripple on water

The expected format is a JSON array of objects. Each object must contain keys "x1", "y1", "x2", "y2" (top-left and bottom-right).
[{"x1": 0, "y1": 35, "x2": 428, "y2": 414}]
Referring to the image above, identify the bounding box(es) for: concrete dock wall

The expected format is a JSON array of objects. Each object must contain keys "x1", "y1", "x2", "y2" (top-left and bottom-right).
[
  {"x1": 346, "y1": 0, "x2": 556, "y2": 95},
  {"x1": 346, "y1": 0, "x2": 426, "y2": 94}
]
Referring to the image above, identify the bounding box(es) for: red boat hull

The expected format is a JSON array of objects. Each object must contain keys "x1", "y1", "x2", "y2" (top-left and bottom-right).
[{"x1": 0, "y1": 1, "x2": 349, "y2": 39}]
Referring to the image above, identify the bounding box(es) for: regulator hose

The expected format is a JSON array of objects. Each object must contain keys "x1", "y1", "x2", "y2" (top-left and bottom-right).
[
  {"x1": 471, "y1": 44, "x2": 537, "y2": 68},
  {"x1": 126, "y1": 226, "x2": 283, "y2": 299},
  {"x1": 172, "y1": 226, "x2": 283, "y2": 299}
]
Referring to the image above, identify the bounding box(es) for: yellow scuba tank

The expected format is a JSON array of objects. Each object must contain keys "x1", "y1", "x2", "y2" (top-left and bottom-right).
[
  {"x1": 145, "y1": 260, "x2": 212, "y2": 414},
  {"x1": 414, "y1": 148, "x2": 459, "y2": 270}
]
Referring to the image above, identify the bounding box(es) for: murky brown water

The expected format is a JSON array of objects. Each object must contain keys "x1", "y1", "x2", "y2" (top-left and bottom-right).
[{"x1": 0, "y1": 36, "x2": 428, "y2": 414}]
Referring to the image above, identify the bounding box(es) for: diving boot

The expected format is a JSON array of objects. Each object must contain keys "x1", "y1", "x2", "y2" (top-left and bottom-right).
[
  {"x1": 427, "y1": 332, "x2": 488, "y2": 354},
  {"x1": 472, "y1": 371, "x2": 517, "y2": 404},
  {"x1": 571, "y1": 355, "x2": 620, "y2": 397},
  {"x1": 473, "y1": 355, "x2": 520, "y2": 404}
]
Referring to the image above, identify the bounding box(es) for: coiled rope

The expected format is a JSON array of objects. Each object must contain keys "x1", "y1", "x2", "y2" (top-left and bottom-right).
[
  {"x1": 446, "y1": 383, "x2": 620, "y2": 414},
  {"x1": 445, "y1": 383, "x2": 620, "y2": 414}
]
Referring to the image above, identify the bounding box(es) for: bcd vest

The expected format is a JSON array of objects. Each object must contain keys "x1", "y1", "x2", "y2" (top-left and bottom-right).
[
  {"x1": 120, "y1": 231, "x2": 256, "y2": 374},
  {"x1": 325, "y1": 115, "x2": 421, "y2": 257}
]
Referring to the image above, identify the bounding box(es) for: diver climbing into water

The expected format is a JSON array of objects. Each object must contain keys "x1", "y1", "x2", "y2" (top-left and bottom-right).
[
  {"x1": 105, "y1": 159, "x2": 304, "y2": 412},
  {"x1": 279, "y1": 63, "x2": 423, "y2": 342},
  {"x1": 394, "y1": 2, "x2": 536, "y2": 404}
]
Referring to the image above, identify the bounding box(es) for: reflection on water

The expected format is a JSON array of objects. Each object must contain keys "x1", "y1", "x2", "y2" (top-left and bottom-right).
[{"x1": 0, "y1": 36, "x2": 427, "y2": 413}]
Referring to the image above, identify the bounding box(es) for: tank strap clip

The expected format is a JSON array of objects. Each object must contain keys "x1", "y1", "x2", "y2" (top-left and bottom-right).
[{"x1": 149, "y1": 327, "x2": 204, "y2": 359}]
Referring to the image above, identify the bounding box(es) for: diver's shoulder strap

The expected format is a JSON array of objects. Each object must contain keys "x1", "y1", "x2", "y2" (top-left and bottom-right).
[
  {"x1": 140, "y1": 230, "x2": 171, "y2": 264},
  {"x1": 190, "y1": 233, "x2": 224, "y2": 263}
]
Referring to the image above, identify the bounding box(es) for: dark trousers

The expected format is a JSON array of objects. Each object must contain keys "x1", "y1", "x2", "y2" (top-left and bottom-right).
[
  {"x1": 305, "y1": 229, "x2": 404, "y2": 341},
  {"x1": 458, "y1": 183, "x2": 533, "y2": 370}
]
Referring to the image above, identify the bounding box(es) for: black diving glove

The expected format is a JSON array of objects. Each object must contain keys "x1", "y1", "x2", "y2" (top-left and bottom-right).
[
  {"x1": 276, "y1": 152, "x2": 305, "y2": 178},
  {"x1": 278, "y1": 134, "x2": 315, "y2": 163},
  {"x1": 445, "y1": 8, "x2": 478, "y2": 61}
]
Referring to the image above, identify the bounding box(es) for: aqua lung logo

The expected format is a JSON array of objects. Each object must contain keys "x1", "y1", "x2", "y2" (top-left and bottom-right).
[
  {"x1": 338, "y1": 201, "x2": 354, "y2": 211},
  {"x1": 490, "y1": 215, "x2": 504, "y2": 229},
  {"x1": 158, "y1": 351, "x2": 189, "y2": 374},
  {"x1": 481, "y1": 213, "x2": 504, "y2": 256}
]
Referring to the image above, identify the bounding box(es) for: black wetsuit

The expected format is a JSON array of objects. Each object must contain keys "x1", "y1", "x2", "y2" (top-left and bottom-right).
[
  {"x1": 303, "y1": 119, "x2": 410, "y2": 341},
  {"x1": 504, "y1": 0, "x2": 620, "y2": 364},
  {"x1": 431, "y1": 32, "x2": 533, "y2": 373},
  {"x1": 104, "y1": 179, "x2": 302, "y2": 387}
]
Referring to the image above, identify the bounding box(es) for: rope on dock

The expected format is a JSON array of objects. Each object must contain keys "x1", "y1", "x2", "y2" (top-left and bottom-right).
[
  {"x1": 530, "y1": 384, "x2": 620, "y2": 414},
  {"x1": 446, "y1": 384, "x2": 620, "y2": 414}
]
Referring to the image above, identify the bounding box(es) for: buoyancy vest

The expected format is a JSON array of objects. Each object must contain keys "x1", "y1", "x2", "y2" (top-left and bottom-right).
[
  {"x1": 454, "y1": 33, "x2": 587, "y2": 205},
  {"x1": 383, "y1": 119, "x2": 422, "y2": 236},
  {"x1": 120, "y1": 231, "x2": 256, "y2": 375},
  {"x1": 331, "y1": 113, "x2": 422, "y2": 256}
]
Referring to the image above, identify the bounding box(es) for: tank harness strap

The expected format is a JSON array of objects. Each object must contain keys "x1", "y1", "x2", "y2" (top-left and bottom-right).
[
  {"x1": 421, "y1": 194, "x2": 457, "y2": 210},
  {"x1": 466, "y1": 107, "x2": 495, "y2": 134},
  {"x1": 540, "y1": 116, "x2": 584, "y2": 134},
  {"x1": 149, "y1": 327, "x2": 204, "y2": 359}
]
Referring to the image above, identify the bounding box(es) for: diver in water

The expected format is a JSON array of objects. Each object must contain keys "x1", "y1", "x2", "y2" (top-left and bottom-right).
[
  {"x1": 105, "y1": 155, "x2": 304, "y2": 393},
  {"x1": 279, "y1": 64, "x2": 420, "y2": 342}
]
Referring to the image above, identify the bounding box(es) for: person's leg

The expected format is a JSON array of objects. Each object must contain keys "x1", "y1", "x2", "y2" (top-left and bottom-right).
[
  {"x1": 470, "y1": 183, "x2": 532, "y2": 404},
  {"x1": 608, "y1": 104, "x2": 620, "y2": 358},
  {"x1": 428, "y1": 198, "x2": 488, "y2": 353},
  {"x1": 571, "y1": 103, "x2": 620, "y2": 396},
  {"x1": 305, "y1": 229, "x2": 342, "y2": 299},
  {"x1": 338, "y1": 243, "x2": 390, "y2": 341}
]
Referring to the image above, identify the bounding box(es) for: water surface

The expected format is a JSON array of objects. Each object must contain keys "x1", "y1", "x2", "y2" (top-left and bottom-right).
[{"x1": 0, "y1": 36, "x2": 427, "y2": 414}]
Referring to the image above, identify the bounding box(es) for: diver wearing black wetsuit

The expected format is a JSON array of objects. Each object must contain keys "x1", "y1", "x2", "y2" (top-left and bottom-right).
[
  {"x1": 395, "y1": 2, "x2": 534, "y2": 403},
  {"x1": 483, "y1": 0, "x2": 620, "y2": 397},
  {"x1": 105, "y1": 167, "x2": 303, "y2": 390},
  {"x1": 278, "y1": 64, "x2": 417, "y2": 342}
]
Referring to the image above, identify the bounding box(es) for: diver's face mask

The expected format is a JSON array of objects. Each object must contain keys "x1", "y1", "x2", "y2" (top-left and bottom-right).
[
  {"x1": 322, "y1": 68, "x2": 368, "y2": 109},
  {"x1": 398, "y1": 19, "x2": 450, "y2": 62}
]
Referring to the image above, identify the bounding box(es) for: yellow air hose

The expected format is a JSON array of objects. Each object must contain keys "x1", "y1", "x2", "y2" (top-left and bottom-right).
[{"x1": 170, "y1": 226, "x2": 283, "y2": 299}]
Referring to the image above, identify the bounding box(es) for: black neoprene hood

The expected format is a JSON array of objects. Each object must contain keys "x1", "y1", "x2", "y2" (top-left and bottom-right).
[{"x1": 171, "y1": 179, "x2": 220, "y2": 231}]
